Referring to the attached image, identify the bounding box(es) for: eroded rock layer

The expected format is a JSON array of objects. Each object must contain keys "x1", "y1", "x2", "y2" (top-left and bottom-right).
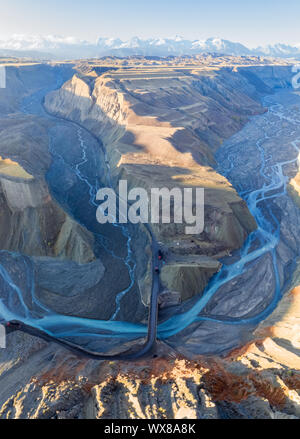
[{"x1": 0, "y1": 58, "x2": 299, "y2": 419}]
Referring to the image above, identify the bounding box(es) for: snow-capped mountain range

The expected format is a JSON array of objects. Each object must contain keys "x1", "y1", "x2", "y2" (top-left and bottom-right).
[{"x1": 1, "y1": 35, "x2": 300, "y2": 60}]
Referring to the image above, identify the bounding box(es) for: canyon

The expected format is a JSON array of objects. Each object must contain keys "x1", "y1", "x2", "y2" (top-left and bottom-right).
[{"x1": 0, "y1": 56, "x2": 299, "y2": 418}]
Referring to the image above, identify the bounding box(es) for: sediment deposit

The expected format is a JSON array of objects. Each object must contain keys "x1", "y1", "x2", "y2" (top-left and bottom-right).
[{"x1": 0, "y1": 57, "x2": 299, "y2": 419}]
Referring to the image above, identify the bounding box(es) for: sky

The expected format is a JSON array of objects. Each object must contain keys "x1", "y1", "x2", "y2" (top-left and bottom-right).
[{"x1": 0, "y1": 0, "x2": 299, "y2": 47}]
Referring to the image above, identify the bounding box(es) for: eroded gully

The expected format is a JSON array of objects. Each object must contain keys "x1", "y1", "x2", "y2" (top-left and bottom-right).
[{"x1": 1, "y1": 76, "x2": 300, "y2": 357}]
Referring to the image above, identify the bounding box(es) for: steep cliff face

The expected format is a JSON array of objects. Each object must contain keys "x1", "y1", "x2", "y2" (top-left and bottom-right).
[
  {"x1": 238, "y1": 66, "x2": 293, "y2": 92},
  {"x1": 0, "y1": 64, "x2": 114, "y2": 328},
  {"x1": 0, "y1": 64, "x2": 95, "y2": 265},
  {"x1": 0, "y1": 174, "x2": 95, "y2": 263},
  {"x1": 45, "y1": 65, "x2": 294, "y2": 303},
  {"x1": 0, "y1": 64, "x2": 73, "y2": 115},
  {"x1": 0, "y1": 61, "x2": 299, "y2": 420},
  {"x1": 45, "y1": 66, "x2": 273, "y2": 302},
  {"x1": 160, "y1": 255, "x2": 221, "y2": 302},
  {"x1": 0, "y1": 113, "x2": 95, "y2": 264}
]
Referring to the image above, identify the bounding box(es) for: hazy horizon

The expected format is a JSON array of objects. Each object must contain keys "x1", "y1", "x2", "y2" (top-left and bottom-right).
[
  {"x1": 0, "y1": 34, "x2": 299, "y2": 50},
  {"x1": 0, "y1": 0, "x2": 300, "y2": 47}
]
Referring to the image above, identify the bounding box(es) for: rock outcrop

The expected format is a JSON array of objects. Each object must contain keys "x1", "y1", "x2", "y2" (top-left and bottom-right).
[
  {"x1": 0, "y1": 59, "x2": 299, "y2": 420},
  {"x1": 0, "y1": 64, "x2": 113, "y2": 323},
  {"x1": 0, "y1": 338, "x2": 298, "y2": 419},
  {"x1": 44, "y1": 64, "x2": 268, "y2": 303},
  {"x1": 161, "y1": 255, "x2": 221, "y2": 301},
  {"x1": 0, "y1": 174, "x2": 95, "y2": 263}
]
